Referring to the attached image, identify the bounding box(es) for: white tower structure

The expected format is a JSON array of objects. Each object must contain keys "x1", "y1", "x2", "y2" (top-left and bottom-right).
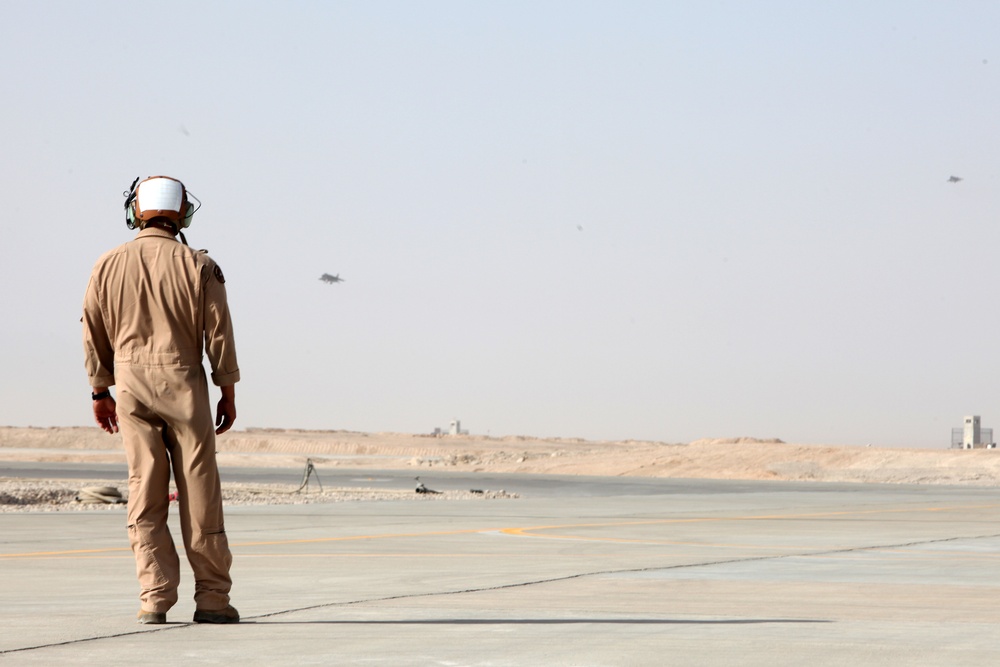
[
  {"x1": 449, "y1": 419, "x2": 461, "y2": 436},
  {"x1": 963, "y1": 415, "x2": 981, "y2": 449}
]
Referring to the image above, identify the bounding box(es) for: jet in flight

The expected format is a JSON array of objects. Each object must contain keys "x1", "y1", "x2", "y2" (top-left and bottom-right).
[{"x1": 319, "y1": 273, "x2": 345, "y2": 284}]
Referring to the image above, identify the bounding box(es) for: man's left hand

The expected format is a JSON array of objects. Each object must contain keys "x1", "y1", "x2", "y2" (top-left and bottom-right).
[{"x1": 215, "y1": 395, "x2": 236, "y2": 435}]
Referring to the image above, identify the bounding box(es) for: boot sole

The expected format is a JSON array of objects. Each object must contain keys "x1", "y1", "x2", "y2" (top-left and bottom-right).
[{"x1": 193, "y1": 612, "x2": 240, "y2": 624}]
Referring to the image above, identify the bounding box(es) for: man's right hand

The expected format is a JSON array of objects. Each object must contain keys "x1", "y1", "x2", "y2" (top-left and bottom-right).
[{"x1": 93, "y1": 397, "x2": 118, "y2": 434}]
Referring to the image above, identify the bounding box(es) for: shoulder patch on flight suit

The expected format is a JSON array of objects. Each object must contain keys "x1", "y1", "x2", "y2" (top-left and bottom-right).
[{"x1": 214, "y1": 265, "x2": 226, "y2": 284}]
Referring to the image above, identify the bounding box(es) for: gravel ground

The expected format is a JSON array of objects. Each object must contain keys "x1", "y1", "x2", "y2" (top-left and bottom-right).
[{"x1": 0, "y1": 479, "x2": 518, "y2": 513}]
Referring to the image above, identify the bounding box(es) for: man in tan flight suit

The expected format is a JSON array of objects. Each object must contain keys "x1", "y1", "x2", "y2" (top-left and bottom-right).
[{"x1": 82, "y1": 175, "x2": 240, "y2": 625}]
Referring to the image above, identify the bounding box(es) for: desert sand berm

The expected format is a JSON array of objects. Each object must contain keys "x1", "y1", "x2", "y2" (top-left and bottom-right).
[{"x1": 2, "y1": 426, "x2": 997, "y2": 511}]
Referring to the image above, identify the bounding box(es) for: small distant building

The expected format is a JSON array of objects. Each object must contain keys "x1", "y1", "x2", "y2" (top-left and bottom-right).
[
  {"x1": 431, "y1": 419, "x2": 468, "y2": 437},
  {"x1": 951, "y1": 415, "x2": 996, "y2": 449},
  {"x1": 965, "y1": 415, "x2": 981, "y2": 449}
]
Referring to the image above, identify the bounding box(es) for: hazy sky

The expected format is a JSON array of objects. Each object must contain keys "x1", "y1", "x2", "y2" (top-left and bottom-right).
[{"x1": 2, "y1": 1, "x2": 998, "y2": 447}]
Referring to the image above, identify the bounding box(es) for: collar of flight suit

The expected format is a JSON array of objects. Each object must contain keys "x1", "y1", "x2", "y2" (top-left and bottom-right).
[{"x1": 136, "y1": 227, "x2": 179, "y2": 241}]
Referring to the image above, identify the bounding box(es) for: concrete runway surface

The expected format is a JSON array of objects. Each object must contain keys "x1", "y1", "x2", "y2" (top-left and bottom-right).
[{"x1": 2, "y1": 467, "x2": 1000, "y2": 666}]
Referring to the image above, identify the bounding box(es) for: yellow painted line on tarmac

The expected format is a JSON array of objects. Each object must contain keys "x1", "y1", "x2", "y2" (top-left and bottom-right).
[
  {"x1": 498, "y1": 503, "x2": 1000, "y2": 539},
  {"x1": 0, "y1": 528, "x2": 488, "y2": 560},
  {"x1": 489, "y1": 534, "x2": 808, "y2": 550},
  {"x1": 233, "y1": 549, "x2": 1000, "y2": 561},
  {"x1": 234, "y1": 552, "x2": 593, "y2": 558},
  {"x1": 4, "y1": 502, "x2": 1000, "y2": 560},
  {"x1": 232, "y1": 527, "x2": 486, "y2": 548},
  {"x1": 0, "y1": 546, "x2": 132, "y2": 559}
]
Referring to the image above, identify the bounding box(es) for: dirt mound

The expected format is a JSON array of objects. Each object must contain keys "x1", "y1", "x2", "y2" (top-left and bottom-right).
[
  {"x1": 688, "y1": 437, "x2": 785, "y2": 446},
  {"x1": 3, "y1": 426, "x2": 1000, "y2": 487}
]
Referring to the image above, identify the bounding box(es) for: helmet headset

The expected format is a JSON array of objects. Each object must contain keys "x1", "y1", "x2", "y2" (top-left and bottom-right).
[{"x1": 123, "y1": 176, "x2": 201, "y2": 236}]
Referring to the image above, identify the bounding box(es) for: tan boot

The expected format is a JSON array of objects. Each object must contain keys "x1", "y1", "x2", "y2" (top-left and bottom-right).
[
  {"x1": 192, "y1": 605, "x2": 240, "y2": 624},
  {"x1": 137, "y1": 610, "x2": 167, "y2": 624}
]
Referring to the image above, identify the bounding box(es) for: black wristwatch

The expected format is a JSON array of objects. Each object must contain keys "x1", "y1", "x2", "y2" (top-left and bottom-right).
[{"x1": 92, "y1": 390, "x2": 112, "y2": 401}]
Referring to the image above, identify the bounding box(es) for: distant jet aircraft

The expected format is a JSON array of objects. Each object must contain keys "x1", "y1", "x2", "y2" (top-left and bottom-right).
[
  {"x1": 948, "y1": 175, "x2": 963, "y2": 183},
  {"x1": 319, "y1": 273, "x2": 344, "y2": 284}
]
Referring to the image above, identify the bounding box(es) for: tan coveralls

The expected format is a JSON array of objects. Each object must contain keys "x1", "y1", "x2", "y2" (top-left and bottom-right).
[{"x1": 82, "y1": 227, "x2": 240, "y2": 613}]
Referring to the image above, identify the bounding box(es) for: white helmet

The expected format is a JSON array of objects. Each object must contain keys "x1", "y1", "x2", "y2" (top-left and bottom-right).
[{"x1": 124, "y1": 176, "x2": 200, "y2": 230}]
